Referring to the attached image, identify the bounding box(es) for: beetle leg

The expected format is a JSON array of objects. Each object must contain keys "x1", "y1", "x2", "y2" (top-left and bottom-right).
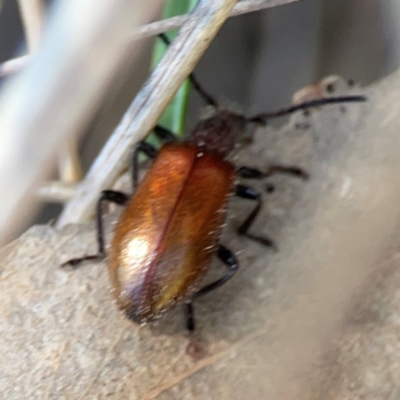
[
  {"x1": 237, "y1": 165, "x2": 309, "y2": 180},
  {"x1": 132, "y1": 142, "x2": 157, "y2": 189},
  {"x1": 194, "y1": 245, "x2": 239, "y2": 299},
  {"x1": 153, "y1": 125, "x2": 178, "y2": 143},
  {"x1": 183, "y1": 301, "x2": 195, "y2": 333},
  {"x1": 132, "y1": 127, "x2": 177, "y2": 189},
  {"x1": 235, "y1": 184, "x2": 277, "y2": 249},
  {"x1": 262, "y1": 165, "x2": 309, "y2": 180},
  {"x1": 62, "y1": 190, "x2": 129, "y2": 268},
  {"x1": 184, "y1": 245, "x2": 238, "y2": 333}
]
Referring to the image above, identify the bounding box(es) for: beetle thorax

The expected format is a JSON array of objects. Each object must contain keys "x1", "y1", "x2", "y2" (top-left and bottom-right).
[{"x1": 186, "y1": 109, "x2": 246, "y2": 157}]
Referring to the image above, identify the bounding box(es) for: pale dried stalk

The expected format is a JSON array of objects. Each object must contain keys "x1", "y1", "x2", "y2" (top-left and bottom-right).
[
  {"x1": 134, "y1": 0, "x2": 299, "y2": 38},
  {"x1": 36, "y1": 181, "x2": 77, "y2": 203},
  {"x1": 17, "y1": 0, "x2": 45, "y2": 52},
  {"x1": 58, "y1": 138, "x2": 83, "y2": 183},
  {"x1": 57, "y1": 0, "x2": 239, "y2": 227},
  {"x1": 0, "y1": 55, "x2": 29, "y2": 77},
  {"x1": 17, "y1": 0, "x2": 83, "y2": 184},
  {"x1": 0, "y1": 1, "x2": 161, "y2": 245},
  {"x1": 0, "y1": 0, "x2": 299, "y2": 78}
]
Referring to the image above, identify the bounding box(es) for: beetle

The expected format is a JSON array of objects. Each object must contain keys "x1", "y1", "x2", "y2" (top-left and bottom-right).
[{"x1": 63, "y1": 34, "x2": 366, "y2": 333}]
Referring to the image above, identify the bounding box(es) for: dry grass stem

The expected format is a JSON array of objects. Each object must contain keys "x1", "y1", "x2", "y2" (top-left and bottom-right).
[
  {"x1": 36, "y1": 181, "x2": 78, "y2": 203},
  {"x1": 17, "y1": 0, "x2": 45, "y2": 52},
  {"x1": 0, "y1": 0, "x2": 299, "y2": 78},
  {"x1": 57, "y1": 0, "x2": 239, "y2": 227}
]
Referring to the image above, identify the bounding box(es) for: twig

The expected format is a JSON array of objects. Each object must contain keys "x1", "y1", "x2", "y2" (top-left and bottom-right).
[
  {"x1": 36, "y1": 181, "x2": 78, "y2": 203},
  {"x1": 134, "y1": 0, "x2": 299, "y2": 39},
  {"x1": 57, "y1": 0, "x2": 239, "y2": 227},
  {"x1": 0, "y1": 1, "x2": 161, "y2": 245},
  {"x1": 0, "y1": 55, "x2": 29, "y2": 77},
  {"x1": 0, "y1": 0, "x2": 299, "y2": 78},
  {"x1": 58, "y1": 136, "x2": 83, "y2": 183}
]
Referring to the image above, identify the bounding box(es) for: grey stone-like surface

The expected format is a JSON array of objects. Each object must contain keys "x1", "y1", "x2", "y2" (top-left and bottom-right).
[{"x1": 2, "y1": 72, "x2": 400, "y2": 399}]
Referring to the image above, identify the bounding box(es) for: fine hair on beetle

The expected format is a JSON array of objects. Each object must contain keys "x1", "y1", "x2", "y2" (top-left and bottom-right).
[{"x1": 63, "y1": 33, "x2": 366, "y2": 334}]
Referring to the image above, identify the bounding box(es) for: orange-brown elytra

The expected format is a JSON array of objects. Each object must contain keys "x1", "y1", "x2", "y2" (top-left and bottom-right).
[{"x1": 63, "y1": 34, "x2": 366, "y2": 332}]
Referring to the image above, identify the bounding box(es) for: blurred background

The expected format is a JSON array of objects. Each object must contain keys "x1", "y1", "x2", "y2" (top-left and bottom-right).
[{"x1": 0, "y1": 0, "x2": 399, "y2": 240}]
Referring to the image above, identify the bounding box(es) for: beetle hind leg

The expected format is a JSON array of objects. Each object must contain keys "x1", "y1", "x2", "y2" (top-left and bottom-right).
[
  {"x1": 63, "y1": 254, "x2": 103, "y2": 268},
  {"x1": 194, "y1": 245, "x2": 239, "y2": 298},
  {"x1": 183, "y1": 302, "x2": 195, "y2": 333},
  {"x1": 183, "y1": 245, "x2": 239, "y2": 333},
  {"x1": 62, "y1": 190, "x2": 129, "y2": 268}
]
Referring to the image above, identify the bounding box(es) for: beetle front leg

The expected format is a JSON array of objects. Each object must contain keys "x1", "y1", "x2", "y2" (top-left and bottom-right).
[
  {"x1": 235, "y1": 184, "x2": 277, "y2": 249},
  {"x1": 62, "y1": 190, "x2": 129, "y2": 268},
  {"x1": 183, "y1": 245, "x2": 239, "y2": 333},
  {"x1": 153, "y1": 125, "x2": 178, "y2": 143},
  {"x1": 132, "y1": 142, "x2": 157, "y2": 189},
  {"x1": 132, "y1": 126, "x2": 178, "y2": 189}
]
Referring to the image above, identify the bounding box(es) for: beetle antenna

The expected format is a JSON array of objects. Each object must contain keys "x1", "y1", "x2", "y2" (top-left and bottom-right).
[
  {"x1": 158, "y1": 33, "x2": 219, "y2": 108},
  {"x1": 247, "y1": 95, "x2": 367, "y2": 124}
]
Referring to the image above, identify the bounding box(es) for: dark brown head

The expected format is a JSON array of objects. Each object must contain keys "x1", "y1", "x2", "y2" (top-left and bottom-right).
[{"x1": 186, "y1": 109, "x2": 247, "y2": 157}]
